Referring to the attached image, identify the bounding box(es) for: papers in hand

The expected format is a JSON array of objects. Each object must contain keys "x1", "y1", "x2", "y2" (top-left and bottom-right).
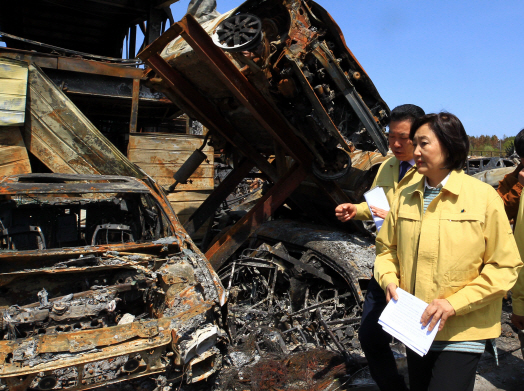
[
  {"x1": 363, "y1": 186, "x2": 389, "y2": 232},
  {"x1": 378, "y1": 288, "x2": 440, "y2": 356}
]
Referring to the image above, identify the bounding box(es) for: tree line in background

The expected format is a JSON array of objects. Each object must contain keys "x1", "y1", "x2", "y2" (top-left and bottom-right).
[{"x1": 468, "y1": 134, "x2": 516, "y2": 156}]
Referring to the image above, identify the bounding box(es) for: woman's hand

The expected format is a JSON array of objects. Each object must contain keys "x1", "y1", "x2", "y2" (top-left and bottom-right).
[
  {"x1": 421, "y1": 299, "x2": 456, "y2": 332},
  {"x1": 335, "y1": 203, "x2": 357, "y2": 222},
  {"x1": 370, "y1": 206, "x2": 388, "y2": 219},
  {"x1": 386, "y1": 283, "x2": 398, "y2": 303}
]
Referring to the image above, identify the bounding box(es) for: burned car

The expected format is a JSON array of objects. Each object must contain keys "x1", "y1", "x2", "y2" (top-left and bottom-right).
[
  {"x1": 214, "y1": 220, "x2": 379, "y2": 390},
  {"x1": 0, "y1": 174, "x2": 225, "y2": 390},
  {"x1": 146, "y1": 0, "x2": 390, "y2": 181}
]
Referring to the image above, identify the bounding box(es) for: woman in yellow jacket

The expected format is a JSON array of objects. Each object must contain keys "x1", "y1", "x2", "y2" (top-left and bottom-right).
[{"x1": 374, "y1": 112, "x2": 523, "y2": 391}]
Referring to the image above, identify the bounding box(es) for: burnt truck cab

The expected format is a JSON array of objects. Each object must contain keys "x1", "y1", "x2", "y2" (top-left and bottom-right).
[{"x1": 0, "y1": 174, "x2": 225, "y2": 390}]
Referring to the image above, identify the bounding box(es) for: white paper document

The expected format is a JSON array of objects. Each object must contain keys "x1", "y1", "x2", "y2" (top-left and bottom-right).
[
  {"x1": 378, "y1": 288, "x2": 440, "y2": 356},
  {"x1": 363, "y1": 186, "x2": 390, "y2": 232}
]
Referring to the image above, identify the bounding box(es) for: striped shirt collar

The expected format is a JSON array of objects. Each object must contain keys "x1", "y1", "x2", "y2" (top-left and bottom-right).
[{"x1": 425, "y1": 171, "x2": 451, "y2": 190}]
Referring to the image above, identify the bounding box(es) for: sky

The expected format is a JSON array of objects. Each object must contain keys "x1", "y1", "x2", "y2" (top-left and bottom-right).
[{"x1": 2, "y1": 1, "x2": 522, "y2": 138}]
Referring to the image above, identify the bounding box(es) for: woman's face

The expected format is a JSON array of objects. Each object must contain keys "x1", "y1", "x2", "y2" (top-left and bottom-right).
[{"x1": 412, "y1": 124, "x2": 448, "y2": 180}]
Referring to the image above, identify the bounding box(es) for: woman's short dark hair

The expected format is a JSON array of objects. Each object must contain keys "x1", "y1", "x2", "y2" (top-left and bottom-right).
[{"x1": 409, "y1": 112, "x2": 469, "y2": 171}]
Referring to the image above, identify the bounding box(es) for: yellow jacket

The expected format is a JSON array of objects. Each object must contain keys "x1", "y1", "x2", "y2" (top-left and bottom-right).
[
  {"x1": 375, "y1": 169, "x2": 523, "y2": 341},
  {"x1": 355, "y1": 156, "x2": 422, "y2": 220},
  {"x1": 512, "y1": 195, "x2": 524, "y2": 316}
]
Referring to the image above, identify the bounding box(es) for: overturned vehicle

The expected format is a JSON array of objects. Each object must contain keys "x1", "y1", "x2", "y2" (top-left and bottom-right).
[
  {"x1": 142, "y1": 0, "x2": 390, "y2": 181},
  {"x1": 0, "y1": 174, "x2": 226, "y2": 390}
]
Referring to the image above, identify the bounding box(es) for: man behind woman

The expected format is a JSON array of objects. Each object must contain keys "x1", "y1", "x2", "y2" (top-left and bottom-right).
[{"x1": 374, "y1": 112, "x2": 523, "y2": 390}]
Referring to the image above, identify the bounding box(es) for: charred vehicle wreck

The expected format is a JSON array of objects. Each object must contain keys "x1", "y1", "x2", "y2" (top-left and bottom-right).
[
  {"x1": 0, "y1": 174, "x2": 226, "y2": 390},
  {"x1": 214, "y1": 221, "x2": 378, "y2": 390},
  {"x1": 142, "y1": 0, "x2": 390, "y2": 182}
]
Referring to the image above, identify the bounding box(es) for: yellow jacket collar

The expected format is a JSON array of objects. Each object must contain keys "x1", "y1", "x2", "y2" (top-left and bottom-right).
[
  {"x1": 406, "y1": 169, "x2": 463, "y2": 196},
  {"x1": 441, "y1": 169, "x2": 463, "y2": 195}
]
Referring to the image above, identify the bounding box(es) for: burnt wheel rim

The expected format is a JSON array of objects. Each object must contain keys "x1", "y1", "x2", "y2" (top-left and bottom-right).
[{"x1": 213, "y1": 13, "x2": 262, "y2": 52}]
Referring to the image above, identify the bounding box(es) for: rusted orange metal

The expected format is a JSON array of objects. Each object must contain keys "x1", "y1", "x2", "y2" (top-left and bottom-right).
[
  {"x1": 0, "y1": 303, "x2": 214, "y2": 389},
  {"x1": 145, "y1": 53, "x2": 278, "y2": 180},
  {"x1": 0, "y1": 172, "x2": 226, "y2": 389}
]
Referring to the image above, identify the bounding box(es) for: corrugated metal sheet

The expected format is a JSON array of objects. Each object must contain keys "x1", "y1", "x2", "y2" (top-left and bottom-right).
[
  {"x1": 128, "y1": 133, "x2": 214, "y2": 239},
  {"x1": 0, "y1": 126, "x2": 31, "y2": 175},
  {"x1": 24, "y1": 63, "x2": 144, "y2": 177},
  {"x1": 0, "y1": 58, "x2": 28, "y2": 126}
]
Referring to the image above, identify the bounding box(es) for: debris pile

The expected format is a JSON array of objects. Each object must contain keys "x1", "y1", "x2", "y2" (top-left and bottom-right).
[{"x1": 213, "y1": 239, "x2": 372, "y2": 389}]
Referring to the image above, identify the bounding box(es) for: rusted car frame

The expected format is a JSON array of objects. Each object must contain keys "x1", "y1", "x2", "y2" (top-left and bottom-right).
[{"x1": 0, "y1": 174, "x2": 225, "y2": 390}]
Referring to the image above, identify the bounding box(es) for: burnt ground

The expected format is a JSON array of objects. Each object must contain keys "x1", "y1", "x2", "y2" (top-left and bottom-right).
[{"x1": 95, "y1": 297, "x2": 524, "y2": 391}]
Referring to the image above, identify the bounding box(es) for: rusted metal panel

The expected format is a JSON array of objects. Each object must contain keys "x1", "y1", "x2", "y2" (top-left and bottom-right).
[
  {"x1": 0, "y1": 47, "x2": 58, "y2": 69},
  {"x1": 138, "y1": 11, "x2": 356, "y2": 252},
  {"x1": 23, "y1": 63, "x2": 144, "y2": 177},
  {"x1": 128, "y1": 133, "x2": 214, "y2": 192},
  {"x1": 56, "y1": 57, "x2": 146, "y2": 80},
  {"x1": 0, "y1": 126, "x2": 31, "y2": 175},
  {"x1": 128, "y1": 132, "x2": 214, "y2": 238},
  {"x1": 0, "y1": 58, "x2": 28, "y2": 126},
  {"x1": 3, "y1": 48, "x2": 145, "y2": 80},
  {"x1": 0, "y1": 146, "x2": 31, "y2": 176},
  {"x1": 153, "y1": 2, "x2": 390, "y2": 177},
  {"x1": 143, "y1": 53, "x2": 279, "y2": 180}
]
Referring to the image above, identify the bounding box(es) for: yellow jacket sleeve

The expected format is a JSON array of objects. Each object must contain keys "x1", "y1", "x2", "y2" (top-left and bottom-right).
[
  {"x1": 512, "y1": 194, "x2": 524, "y2": 315},
  {"x1": 446, "y1": 194, "x2": 523, "y2": 316},
  {"x1": 355, "y1": 201, "x2": 373, "y2": 220},
  {"x1": 354, "y1": 162, "x2": 382, "y2": 221},
  {"x1": 513, "y1": 266, "x2": 524, "y2": 316},
  {"x1": 374, "y1": 196, "x2": 400, "y2": 291}
]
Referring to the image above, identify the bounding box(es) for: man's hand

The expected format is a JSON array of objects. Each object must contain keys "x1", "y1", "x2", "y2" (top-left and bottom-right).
[
  {"x1": 421, "y1": 299, "x2": 456, "y2": 332},
  {"x1": 370, "y1": 206, "x2": 389, "y2": 219},
  {"x1": 518, "y1": 168, "x2": 524, "y2": 186},
  {"x1": 335, "y1": 203, "x2": 357, "y2": 222},
  {"x1": 386, "y1": 283, "x2": 398, "y2": 303},
  {"x1": 511, "y1": 313, "x2": 524, "y2": 330}
]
